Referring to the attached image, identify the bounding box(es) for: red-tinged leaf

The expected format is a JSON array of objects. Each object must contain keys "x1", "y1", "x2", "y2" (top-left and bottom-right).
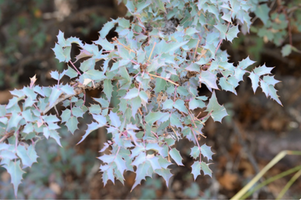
[
  {"x1": 29, "y1": 75, "x2": 37, "y2": 88},
  {"x1": 74, "y1": 48, "x2": 93, "y2": 63}
]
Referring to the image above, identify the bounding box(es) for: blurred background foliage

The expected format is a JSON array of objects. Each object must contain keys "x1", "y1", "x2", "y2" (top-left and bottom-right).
[{"x1": 1, "y1": 0, "x2": 301, "y2": 199}]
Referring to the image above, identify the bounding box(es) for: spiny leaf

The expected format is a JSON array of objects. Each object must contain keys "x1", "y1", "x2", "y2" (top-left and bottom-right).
[
  {"x1": 169, "y1": 148, "x2": 183, "y2": 166},
  {"x1": 103, "y1": 79, "x2": 113, "y2": 101},
  {"x1": 77, "y1": 122, "x2": 99, "y2": 145},
  {"x1": 4, "y1": 160, "x2": 25, "y2": 197},
  {"x1": 201, "y1": 144, "x2": 214, "y2": 161},
  {"x1": 155, "y1": 168, "x2": 173, "y2": 188},
  {"x1": 124, "y1": 88, "x2": 139, "y2": 99},
  {"x1": 200, "y1": 161, "x2": 212, "y2": 177},
  {"x1": 199, "y1": 71, "x2": 219, "y2": 92},
  {"x1": 109, "y1": 112, "x2": 121, "y2": 128},
  {"x1": 206, "y1": 91, "x2": 228, "y2": 122},
  {"x1": 16, "y1": 145, "x2": 38, "y2": 168}
]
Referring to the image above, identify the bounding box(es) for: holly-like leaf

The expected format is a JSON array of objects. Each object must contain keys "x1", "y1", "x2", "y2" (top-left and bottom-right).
[
  {"x1": 77, "y1": 122, "x2": 99, "y2": 145},
  {"x1": 109, "y1": 112, "x2": 121, "y2": 128},
  {"x1": 227, "y1": 25, "x2": 239, "y2": 42},
  {"x1": 4, "y1": 160, "x2": 25, "y2": 197},
  {"x1": 16, "y1": 145, "x2": 38, "y2": 168},
  {"x1": 190, "y1": 146, "x2": 200, "y2": 159},
  {"x1": 169, "y1": 148, "x2": 183, "y2": 166},
  {"x1": 131, "y1": 161, "x2": 153, "y2": 191},
  {"x1": 101, "y1": 166, "x2": 115, "y2": 186},
  {"x1": 200, "y1": 161, "x2": 212, "y2": 177},
  {"x1": 92, "y1": 114, "x2": 107, "y2": 126},
  {"x1": 155, "y1": 168, "x2": 173, "y2": 188},
  {"x1": 145, "y1": 112, "x2": 166, "y2": 125},
  {"x1": 249, "y1": 72, "x2": 260, "y2": 93},
  {"x1": 174, "y1": 99, "x2": 188, "y2": 114},
  {"x1": 260, "y1": 79, "x2": 282, "y2": 105},
  {"x1": 201, "y1": 144, "x2": 214, "y2": 161},
  {"x1": 49, "y1": 87, "x2": 63, "y2": 108},
  {"x1": 253, "y1": 64, "x2": 273, "y2": 77},
  {"x1": 206, "y1": 91, "x2": 228, "y2": 122},
  {"x1": 131, "y1": 97, "x2": 141, "y2": 117},
  {"x1": 114, "y1": 154, "x2": 127, "y2": 175},
  {"x1": 65, "y1": 116, "x2": 79, "y2": 134},
  {"x1": 191, "y1": 161, "x2": 201, "y2": 180},
  {"x1": 199, "y1": 71, "x2": 219, "y2": 92},
  {"x1": 254, "y1": 3, "x2": 270, "y2": 25},
  {"x1": 124, "y1": 88, "x2": 139, "y2": 99},
  {"x1": 104, "y1": 79, "x2": 113, "y2": 101},
  {"x1": 154, "y1": 78, "x2": 167, "y2": 93},
  {"x1": 99, "y1": 21, "x2": 116, "y2": 38}
]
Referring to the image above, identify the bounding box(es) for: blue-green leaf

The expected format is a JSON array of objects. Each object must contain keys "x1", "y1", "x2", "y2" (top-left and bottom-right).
[
  {"x1": 200, "y1": 161, "x2": 212, "y2": 177},
  {"x1": 145, "y1": 112, "x2": 165, "y2": 125},
  {"x1": 92, "y1": 114, "x2": 107, "y2": 126},
  {"x1": 206, "y1": 91, "x2": 228, "y2": 122},
  {"x1": 99, "y1": 21, "x2": 115, "y2": 38},
  {"x1": 124, "y1": 88, "x2": 139, "y2": 99},
  {"x1": 155, "y1": 168, "x2": 173, "y2": 188},
  {"x1": 65, "y1": 116, "x2": 78, "y2": 134},
  {"x1": 49, "y1": 87, "x2": 63, "y2": 108},
  {"x1": 174, "y1": 99, "x2": 188, "y2": 114},
  {"x1": 16, "y1": 145, "x2": 38, "y2": 168},
  {"x1": 227, "y1": 26, "x2": 239, "y2": 42},
  {"x1": 191, "y1": 161, "x2": 201, "y2": 180},
  {"x1": 201, "y1": 144, "x2": 214, "y2": 161},
  {"x1": 104, "y1": 79, "x2": 113, "y2": 101},
  {"x1": 109, "y1": 112, "x2": 121, "y2": 128},
  {"x1": 254, "y1": 4, "x2": 270, "y2": 25},
  {"x1": 4, "y1": 160, "x2": 25, "y2": 196},
  {"x1": 77, "y1": 122, "x2": 99, "y2": 145},
  {"x1": 199, "y1": 71, "x2": 219, "y2": 91},
  {"x1": 169, "y1": 148, "x2": 183, "y2": 166}
]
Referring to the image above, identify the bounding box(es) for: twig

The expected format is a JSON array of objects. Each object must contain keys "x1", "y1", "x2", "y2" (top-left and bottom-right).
[
  {"x1": 148, "y1": 73, "x2": 179, "y2": 86},
  {"x1": 148, "y1": 42, "x2": 156, "y2": 61},
  {"x1": 193, "y1": 40, "x2": 200, "y2": 61},
  {"x1": 0, "y1": 131, "x2": 14, "y2": 143}
]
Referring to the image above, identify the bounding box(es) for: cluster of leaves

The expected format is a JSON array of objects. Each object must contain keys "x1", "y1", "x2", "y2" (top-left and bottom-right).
[
  {"x1": 0, "y1": 129, "x2": 95, "y2": 199},
  {"x1": 0, "y1": 0, "x2": 282, "y2": 196},
  {"x1": 250, "y1": 0, "x2": 301, "y2": 57}
]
